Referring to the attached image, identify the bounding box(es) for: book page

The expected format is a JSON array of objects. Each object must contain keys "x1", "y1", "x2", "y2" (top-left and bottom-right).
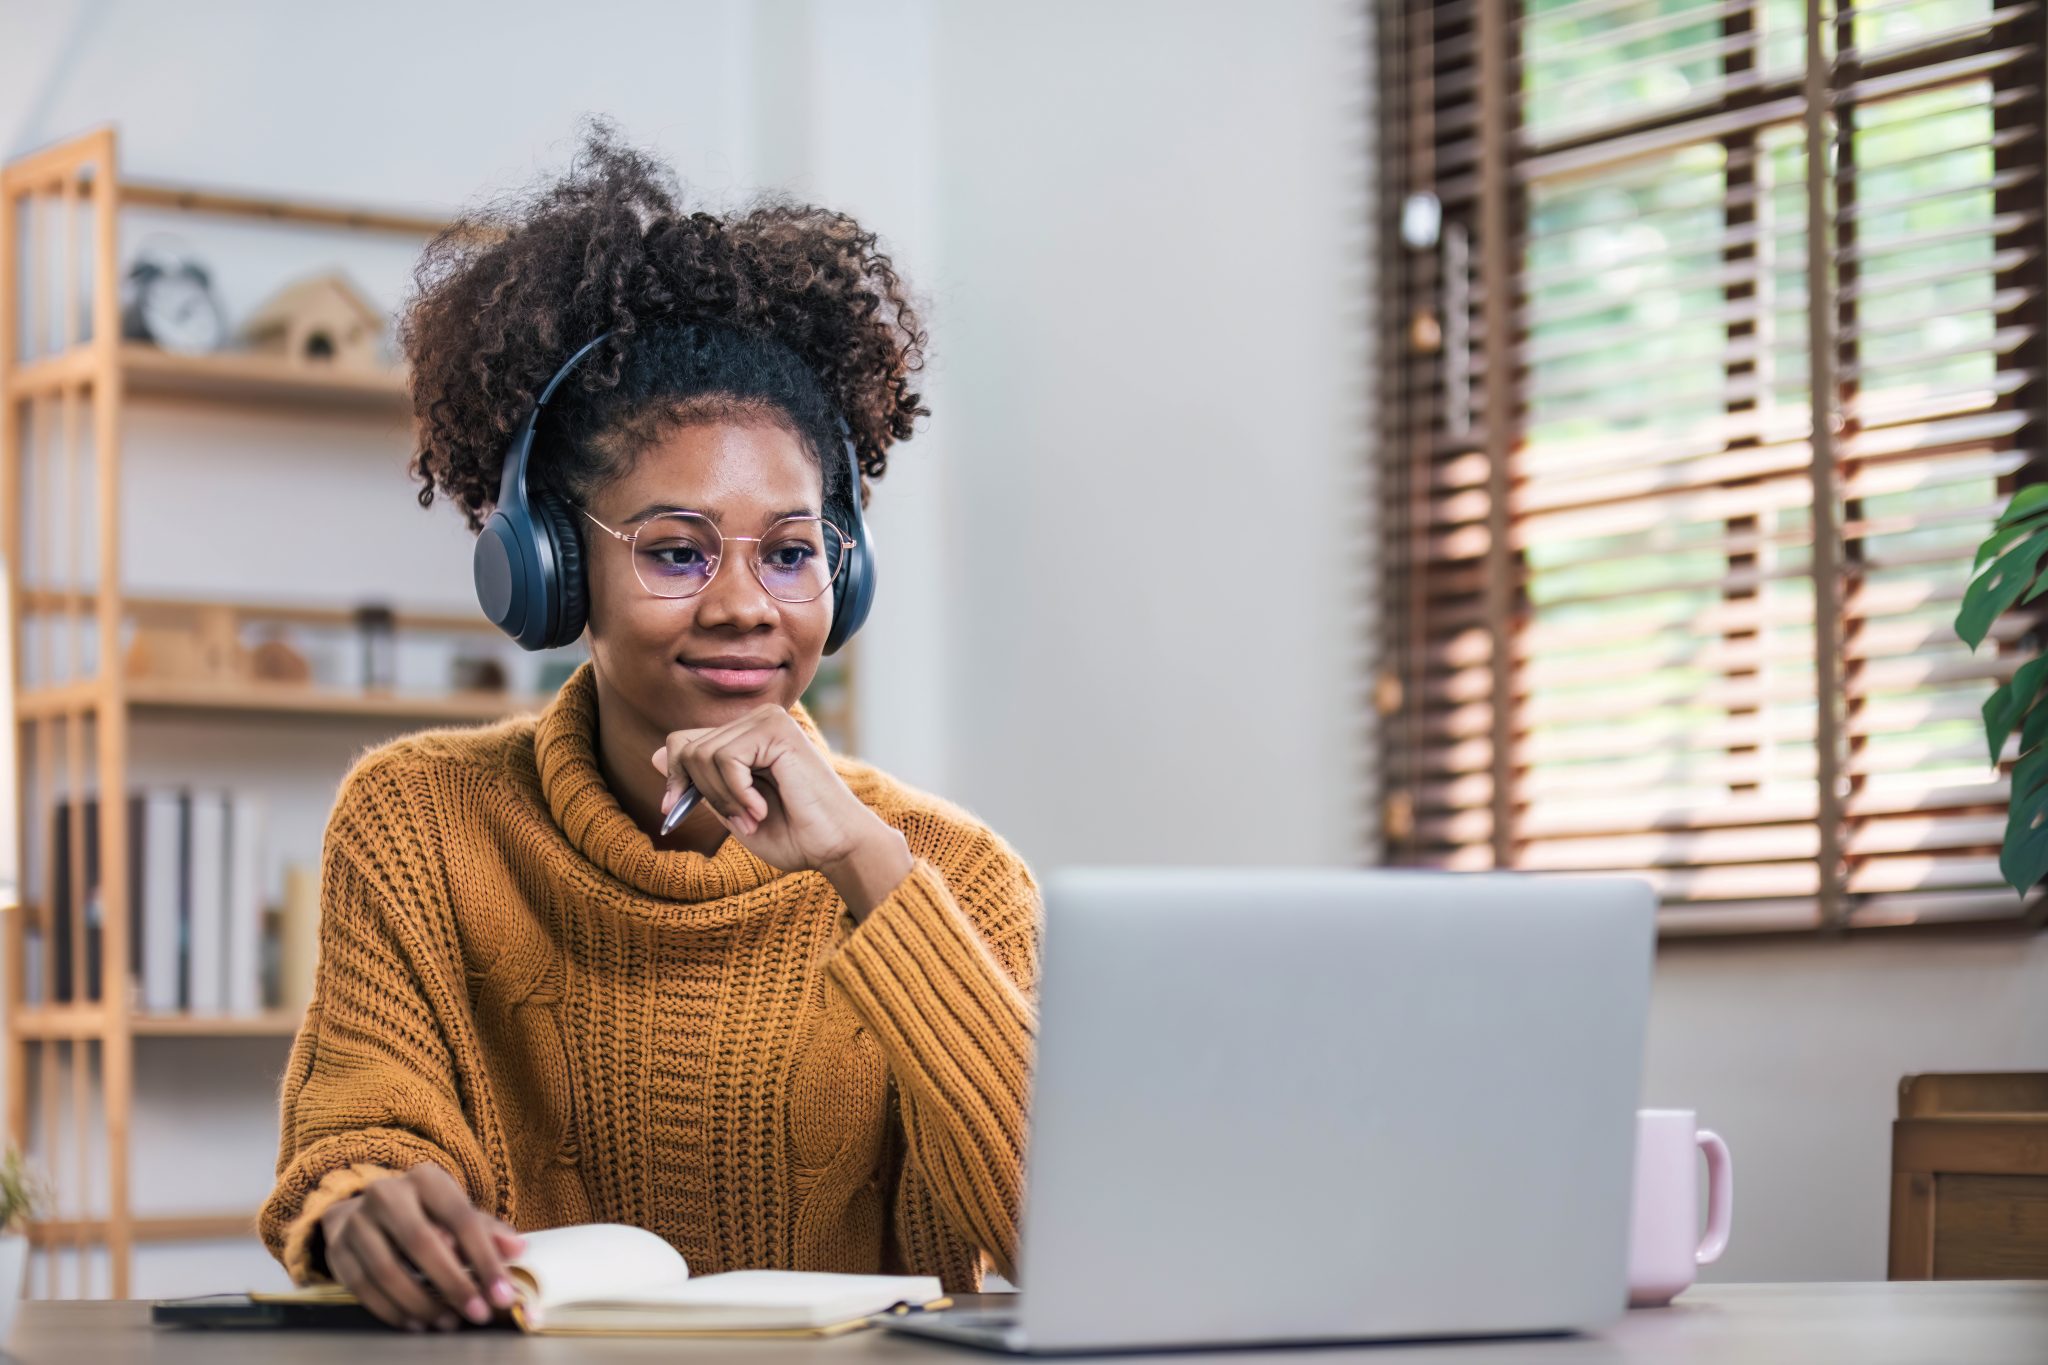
[
  {"x1": 553, "y1": 1269, "x2": 945, "y2": 1331},
  {"x1": 512, "y1": 1224, "x2": 687, "y2": 1313}
]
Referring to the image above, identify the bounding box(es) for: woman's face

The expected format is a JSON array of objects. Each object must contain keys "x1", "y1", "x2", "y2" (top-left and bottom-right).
[{"x1": 582, "y1": 419, "x2": 832, "y2": 733}]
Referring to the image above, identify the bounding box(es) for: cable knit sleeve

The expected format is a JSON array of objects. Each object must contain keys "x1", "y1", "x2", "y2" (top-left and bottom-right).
[
  {"x1": 258, "y1": 762, "x2": 500, "y2": 1284},
  {"x1": 823, "y1": 836, "x2": 1039, "y2": 1287}
]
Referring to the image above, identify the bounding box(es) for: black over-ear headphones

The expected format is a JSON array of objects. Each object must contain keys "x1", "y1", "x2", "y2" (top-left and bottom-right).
[{"x1": 472, "y1": 330, "x2": 877, "y2": 655}]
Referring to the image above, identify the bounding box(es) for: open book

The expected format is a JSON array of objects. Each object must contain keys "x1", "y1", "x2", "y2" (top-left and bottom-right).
[{"x1": 254, "y1": 1223, "x2": 950, "y2": 1337}]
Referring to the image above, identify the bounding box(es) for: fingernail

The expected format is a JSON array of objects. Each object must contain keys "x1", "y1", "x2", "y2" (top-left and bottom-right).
[
  {"x1": 465, "y1": 1296, "x2": 490, "y2": 1324},
  {"x1": 404, "y1": 1320, "x2": 424, "y2": 1333},
  {"x1": 437, "y1": 1312, "x2": 459, "y2": 1332},
  {"x1": 661, "y1": 788, "x2": 676, "y2": 815},
  {"x1": 491, "y1": 1277, "x2": 515, "y2": 1307}
]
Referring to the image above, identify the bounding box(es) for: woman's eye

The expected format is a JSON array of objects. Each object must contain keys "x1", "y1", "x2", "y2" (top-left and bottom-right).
[
  {"x1": 648, "y1": 546, "x2": 710, "y2": 570},
  {"x1": 765, "y1": 544, "x2": 815, "y2": 569}
]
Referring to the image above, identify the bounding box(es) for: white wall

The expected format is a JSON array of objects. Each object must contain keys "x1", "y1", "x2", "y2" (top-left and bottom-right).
[
  {"x1": 4, "y1": 0, "x2": 2041, "y2": 1304},
  {"x1": 931, "y1": 1, "x2": 1374, "y2": 869},
  {"x1": 1649, "y1": 932, "x2": 2048, "y2": 1284}
]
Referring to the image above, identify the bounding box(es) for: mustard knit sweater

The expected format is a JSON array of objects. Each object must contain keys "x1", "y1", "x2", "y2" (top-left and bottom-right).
[{"x1": 259, "y1": 660, "x2": 1038, "y2": 1292}]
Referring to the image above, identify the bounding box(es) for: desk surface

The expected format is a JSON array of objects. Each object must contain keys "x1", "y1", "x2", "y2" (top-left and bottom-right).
[{"x1": 11, "y1": 1283, "x2": 2046, "y2": 1363}]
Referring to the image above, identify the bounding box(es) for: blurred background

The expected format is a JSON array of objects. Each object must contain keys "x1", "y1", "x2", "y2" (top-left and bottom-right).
[{"x1": 0, "y1": 0, "x2": 2043, "y2": 1306}]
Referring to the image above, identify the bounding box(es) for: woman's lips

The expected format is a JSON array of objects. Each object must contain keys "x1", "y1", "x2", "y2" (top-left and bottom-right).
[{"x1": 679, "y1": 660, "x2": 784, "y2": 694}]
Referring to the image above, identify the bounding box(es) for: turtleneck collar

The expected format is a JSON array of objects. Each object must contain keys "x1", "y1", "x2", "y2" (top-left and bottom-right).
[{"x1": 533, "y1": 659, "x2": 834, "y2": 902}]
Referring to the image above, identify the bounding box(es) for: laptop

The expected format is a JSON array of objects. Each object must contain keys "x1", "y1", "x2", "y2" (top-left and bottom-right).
[{"x1": 888, "y1": 867, "x2": 1656, "y2": 1354}]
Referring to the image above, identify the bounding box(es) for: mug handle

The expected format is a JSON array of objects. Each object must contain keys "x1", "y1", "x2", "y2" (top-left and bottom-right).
[{"x1": 1695, "y1": 1128, "x2": 1733, "y2": 1266}]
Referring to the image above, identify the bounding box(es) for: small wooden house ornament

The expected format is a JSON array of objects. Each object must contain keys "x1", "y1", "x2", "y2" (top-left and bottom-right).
[
  {"x1": 124, "y1": 605, "x2": 250, "y2": 682},
  {"x1": 240, "y1": 271, "x2": 387, "y2": 369}
]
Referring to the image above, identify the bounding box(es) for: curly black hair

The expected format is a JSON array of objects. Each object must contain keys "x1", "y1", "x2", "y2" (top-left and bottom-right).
[{"x1": 401, "y1": 119, "x2": 929, "y2": 534}]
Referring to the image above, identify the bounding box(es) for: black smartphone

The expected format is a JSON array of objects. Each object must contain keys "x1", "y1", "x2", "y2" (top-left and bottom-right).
[{"x1": 150, "y1": 1293, "x2": 390, "y2": 1331}]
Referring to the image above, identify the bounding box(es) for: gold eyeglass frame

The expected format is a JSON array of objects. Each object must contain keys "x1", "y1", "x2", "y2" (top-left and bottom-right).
[{"x1": 578, "y1": 506, "x2": 855, "y2": 604}]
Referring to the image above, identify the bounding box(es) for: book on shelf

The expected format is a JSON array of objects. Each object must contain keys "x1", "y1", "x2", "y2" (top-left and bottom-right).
[
  {"x1": 185, "y1": 791, "x2": 227, "y2": 1013},
  {"x1": 49, "y1": 794, "x2": 140, "y2": 1004},
  {"x1": 37, "y1": 787, "x2": 277, "y2": 1017},
  {"x1": 139, "y1": 788, "x2": 187, "y2": 1013}
]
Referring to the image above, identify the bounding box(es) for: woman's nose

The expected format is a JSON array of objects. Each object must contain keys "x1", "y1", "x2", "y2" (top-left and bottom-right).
[{"x1": 692, "y1": 553, "x2": 779, "y2": 630}]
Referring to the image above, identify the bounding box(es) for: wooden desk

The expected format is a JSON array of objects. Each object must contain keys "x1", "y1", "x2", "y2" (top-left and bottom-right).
[{"x1": 11, "y1": 1283, "x2": 2046, "y2": 1363}]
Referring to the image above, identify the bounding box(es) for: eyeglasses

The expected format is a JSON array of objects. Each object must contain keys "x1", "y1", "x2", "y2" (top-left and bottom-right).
[{"x1": 578, "y1": 507, "x2": 853, "y2": 604}]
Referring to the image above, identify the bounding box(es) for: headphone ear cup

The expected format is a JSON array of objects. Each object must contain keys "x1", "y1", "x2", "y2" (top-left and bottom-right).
[
  {"x1": 533, "y1": 492, "x2": 589, "y2": 648},
  {"x1": 825, "y1": 529, "x2": 875, "y2": 656}
]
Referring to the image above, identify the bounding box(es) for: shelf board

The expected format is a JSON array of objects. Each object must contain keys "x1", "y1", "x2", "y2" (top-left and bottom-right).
[
  {"x1": 126, "y1": 677, "x2": 551, "y2": 721},
  {"x1": 11, "y1": 1008, "x2": 303, "y2": 1039},
  {"x1": 121, "y1": 178, "x2": 451, "y2": 237},
  {"x1": 6, "y1": 342, "x2": 411, "y2": 415},
  {"x1": 30, "y1": 1211, "x2": 257, "y2": 1247},
  {"x1": 10, "y1": 1007, "x2": 111, "y2": 1040},
  {"x1": 19, "y1": 588, "x2": 504, "y2": 635},
  {"x1": 133, "y1": 1010, "x2": 303, "y2": 1038},
  {"x1": 18, "y1": 676, "x2": 551, "y2": 723}
]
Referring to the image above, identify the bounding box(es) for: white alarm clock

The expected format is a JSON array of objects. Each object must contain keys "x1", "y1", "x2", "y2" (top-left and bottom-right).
[{"x1": 120, "y1": 251, "x2": 227, "y2": 354}]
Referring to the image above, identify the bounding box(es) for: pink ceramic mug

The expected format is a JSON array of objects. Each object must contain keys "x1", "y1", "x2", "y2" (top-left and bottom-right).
[{"x1": 1626, "y1": 1108, "x2": 1732, "y2": 1308}]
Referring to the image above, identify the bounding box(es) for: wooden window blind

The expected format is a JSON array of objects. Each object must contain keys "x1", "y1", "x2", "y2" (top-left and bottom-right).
[{"x1": 1376, "y1": 0, "x2": 2048, "y2": 933}]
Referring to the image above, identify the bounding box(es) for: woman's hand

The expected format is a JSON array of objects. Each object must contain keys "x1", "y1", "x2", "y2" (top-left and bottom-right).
[
  {"x1": 318, "y1": 1164, "x2": 524, "y2": 1332},
  {"x1": 652, "y1": 703, "x2": 913, "y2": 918}
]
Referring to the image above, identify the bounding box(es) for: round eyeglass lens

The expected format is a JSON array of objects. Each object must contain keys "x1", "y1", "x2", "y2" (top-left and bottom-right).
[
  {"x1": 632, "y1": 512, "x2": 720, "y2": 597},
  {"x1": 753, "y1": 516, "x2": 848, "y2": 602}
]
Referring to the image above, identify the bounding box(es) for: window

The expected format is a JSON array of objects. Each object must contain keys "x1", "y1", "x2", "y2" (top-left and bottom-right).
[{"x1": 1376, "y1": 0, "x2": 2048, "y2": 932}]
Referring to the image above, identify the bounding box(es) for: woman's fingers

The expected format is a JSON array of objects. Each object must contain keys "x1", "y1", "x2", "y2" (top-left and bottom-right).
[
  {"x1": 329, "y1": 1241, "x2": 418, "y2": 1331},
  {"x1": 362, "y1": 1178, "x2": 485, "y2": 1326},
  {"x1": 492, "y1": 1217, "x2": 527, "y2": 1259},
  {"x1": 653, "y1": 709, "x2": 790, "y2": 833},
  {"x1": 678, "y1": 734, "x2": 750, "y2": 826},
  {"x1": 345, "y1": 1217, "x2": 450, "y2": 1330},
  {"x1": 716, "y1": 748, "x2": 768, "y2": 825},
  {"x1": 655, "y1": 733, "x2": 733, "y2": 823},
  {"x1": 418, "y1": 1178, "x2": 519, "y2": 1311}
]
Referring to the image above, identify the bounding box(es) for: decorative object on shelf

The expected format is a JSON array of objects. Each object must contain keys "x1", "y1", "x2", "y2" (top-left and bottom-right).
[
  {"x1": 451, "y1": 653, "x2": 507, "y2": 693},
  {"x1": 0, "y1": 1143, "x2": 46, "y2": 1344},
  {"x1": 122, "y1": 604, "x2": 249, "y2": 682},
  {"x1": 537, "y1": 657, "x2": 582, "y2": 695},
  {"x1": 248, "y1": 627, "x2": 312, "y2": 685},
  {"x1": 354, "y1": 602, "x2": 397, "y2": 691},
  {"x1": 239, "y1": 271, "x2": 387, "y2": 370},
  {"x1": 118, "y1": 237, "x2": 227, "y2": 355}
]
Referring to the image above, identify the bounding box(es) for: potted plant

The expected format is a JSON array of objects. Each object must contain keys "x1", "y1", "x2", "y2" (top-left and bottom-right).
[
  {"x1": 0, "y1": 1144, "x2": 44, "y2": 1343},
  {"x1": 1958, "y1": 484, "x2": 2048, "y2": 893}
]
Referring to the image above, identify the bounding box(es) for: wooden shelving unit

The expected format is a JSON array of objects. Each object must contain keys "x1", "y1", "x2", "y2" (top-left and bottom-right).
[
  {"x1": 2, "y1": 126, "x2": 863, "y2": 1302},
  {"x1": 0, "y1": 127, "x2": 558, "y2": 1301}
]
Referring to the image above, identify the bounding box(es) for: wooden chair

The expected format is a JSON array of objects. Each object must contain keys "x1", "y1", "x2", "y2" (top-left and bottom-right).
[{"x1": 1890, "y1": 1072, "x2": 2048, "y2": 1279}]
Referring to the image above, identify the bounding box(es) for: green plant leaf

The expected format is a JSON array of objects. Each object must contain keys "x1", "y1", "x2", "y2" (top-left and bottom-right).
[
  {"x1": 2003, "y1": 780, "x2": 2048, "y2": 894},
  {"x1": 1997, "y1": 483, "x2": 2048, "y2": 528},
  {"x1": 1957, "y1": 527, "x2": 2048, "y2": 649},
  {"x1": 1983, "y1": 655, "x2": 2048, "y2": 762},
  {"x1": 2020, "y1": 695, "x2": 2048, "y2": 759},
  {"x1": 2014, "y1": 745, "x2": 2048, "y2": 802},
  {"x1": 1974, "y1": 513, "x2": 2048, "y2": 571}
]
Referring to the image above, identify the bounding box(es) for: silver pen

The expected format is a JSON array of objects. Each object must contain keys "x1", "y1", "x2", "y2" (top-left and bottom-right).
[{"x1": 658, "y1": 783, "x2": 703, "y2": 836}]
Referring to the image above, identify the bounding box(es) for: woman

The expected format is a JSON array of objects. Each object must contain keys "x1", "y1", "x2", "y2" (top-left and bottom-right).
[{"x1": 258, "y1": 127, "x2": 1038, "y2": 1333}]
